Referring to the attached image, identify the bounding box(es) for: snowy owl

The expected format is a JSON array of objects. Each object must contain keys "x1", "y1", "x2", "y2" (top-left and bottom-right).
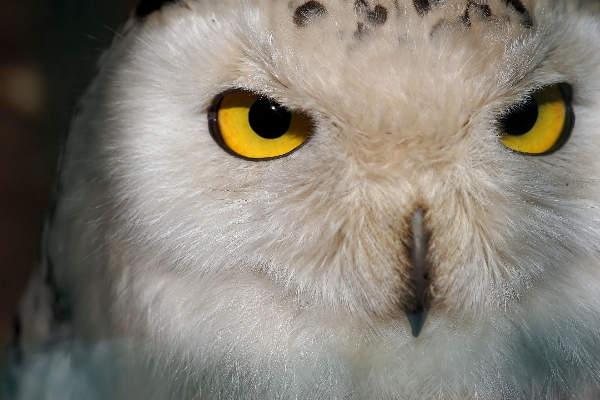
[{"x1": 11, "y1": 0, "x2": 600, "y2": 398}]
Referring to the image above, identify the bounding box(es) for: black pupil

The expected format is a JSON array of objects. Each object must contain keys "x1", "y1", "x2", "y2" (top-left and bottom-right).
[
  {"x1": 248, "y1": 98, "x2": 292, "y2": 139},
  {"x1": 499, "y1": 96, "x2": 539, "y2": 136}
]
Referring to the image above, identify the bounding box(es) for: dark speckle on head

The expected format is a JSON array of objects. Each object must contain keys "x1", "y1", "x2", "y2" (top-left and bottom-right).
[
  {"x1": 355, "y1": 1, "x2": 388, "y2": 26},
  {"x1": 505, "y1": 0, "x2": 527, "y2": 14},
  {"x1": 505, "y1": 0, "x2": 533, "y2": 27},
  {"x1": 413, "y1": 0, "x2": 431, "y2": 16},
  {"x1": 355, "y1": 0, "x2": 371, "y2": 17},
  {"x1": 367, "y1": 5, "x2": 388, "y2": 25},
  {"x1": 354, "y1": 21, "x2": 369, "y2": 39},
  {"x1": 136, "y1": 0, "x2": 177, "y2": 17},
  {"x1": 429, "y1": 18, "x2": 450, "y2": 38},
  {"x1": 293, "y1": 1, "x2": 328, "y2": 27},
  {"x1": 355, "y1": 0, "x2": 369, "y2": 9},
  {"x1": 461, "y1": 2, "x2": 492, "y2": 27}
]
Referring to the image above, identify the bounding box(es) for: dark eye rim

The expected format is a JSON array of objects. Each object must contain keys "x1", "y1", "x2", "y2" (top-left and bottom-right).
[
  {"x1": 207, "y1": 89, "x2": 314, "y2": 161},
  {"x1": 499, "y1": 82, "x2": 575, "y2": 156}
]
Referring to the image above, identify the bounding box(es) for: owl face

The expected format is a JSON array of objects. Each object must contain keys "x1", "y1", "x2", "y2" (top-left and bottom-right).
[{"x1": 46, "y1": 0, "x2": 600, "y2": 397}]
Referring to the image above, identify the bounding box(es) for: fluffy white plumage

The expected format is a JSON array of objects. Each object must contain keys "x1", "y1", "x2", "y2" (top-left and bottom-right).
[{"x1": 14, "y1": 0, "x2": 600, "y2": 398}]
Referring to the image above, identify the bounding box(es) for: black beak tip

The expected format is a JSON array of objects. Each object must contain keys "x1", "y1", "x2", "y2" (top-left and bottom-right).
[{"x1": 406, "y1": 310, "x2": 427, "y2": 338}]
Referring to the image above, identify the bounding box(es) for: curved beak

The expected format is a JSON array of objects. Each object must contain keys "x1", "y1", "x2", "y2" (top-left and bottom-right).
[{"x1": 404, "y1": 208, "x2": 432, "y2": 337}]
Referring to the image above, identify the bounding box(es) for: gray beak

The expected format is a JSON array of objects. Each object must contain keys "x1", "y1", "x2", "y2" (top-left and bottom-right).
[{"x1": 404, "y1": 208, "x2": 432, "y2": 338}]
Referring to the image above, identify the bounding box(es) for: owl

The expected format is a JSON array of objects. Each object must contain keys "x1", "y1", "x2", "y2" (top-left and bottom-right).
[{"x1": 11, "y1": 0, "x2": 600, "y2": 398}]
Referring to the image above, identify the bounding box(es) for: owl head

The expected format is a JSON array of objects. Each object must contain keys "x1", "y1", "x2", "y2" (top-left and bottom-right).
[{"x1": 38, "y1": 0, "x2": 600, "y2": 397}]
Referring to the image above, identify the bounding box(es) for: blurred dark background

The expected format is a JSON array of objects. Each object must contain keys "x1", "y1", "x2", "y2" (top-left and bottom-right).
[{"x1": 0, "y1": 0, "x2": 138, "y2": 347}]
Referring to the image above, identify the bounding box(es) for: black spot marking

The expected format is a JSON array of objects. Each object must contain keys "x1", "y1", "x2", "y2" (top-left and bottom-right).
[
  {"x1": 367, "y1": 5, "x2": 388, "y2": 25},
  {"x1": 354, "y1": 22, "x2": 369, "y2": 39},
  {"x1": 355, "y1": 0, "x2": 369, "y2": 11},
  {"x1": 293, "y1": 1, "x2": 327, "y2": 27},
  {"x1": 355, "y1": 1, "x2": 388, "y2": 26},
  {"x1": 413, "y1": 0, "x2": 431, "y2": 16},
  {"x1": 136, "y1": 0, "x2": 177, "y2": 17},
  {"x1": 505, "y1": 0, "x2": 533, "y2": 27},
  {"x1": 506, "y1": 0, "x2": 527, "y2": 14},
  {"x1": 461, "y1": 2, "x2": 492, "y2": 27},
  {"x1": 429, "y1": 18, "x2": 450, "y2": 38}
]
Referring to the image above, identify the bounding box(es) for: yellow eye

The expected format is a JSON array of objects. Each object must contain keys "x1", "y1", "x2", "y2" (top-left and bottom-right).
[
  {"x1": 208, "y1": 91, "x2": 313, "y2": 160},
  {"x1": 499, "y1": 84, "x2": 574, "y2": 155}
]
